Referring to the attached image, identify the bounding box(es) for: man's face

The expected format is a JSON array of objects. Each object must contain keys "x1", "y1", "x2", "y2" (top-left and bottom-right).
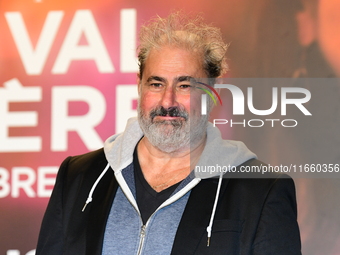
[{"x1": 137, "y1": 46, "x2": 208, "y2": 153}]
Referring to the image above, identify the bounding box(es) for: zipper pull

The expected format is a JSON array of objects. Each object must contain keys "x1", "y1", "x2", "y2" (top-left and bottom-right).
[
  {"x1": 140, "y1": 225, "x2": 146, "y2": 237},
  {"x1": 137, "y1": 225, "x2": 146, "y2": 255}
]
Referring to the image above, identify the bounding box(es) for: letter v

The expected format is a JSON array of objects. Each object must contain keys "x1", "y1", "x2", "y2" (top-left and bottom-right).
[{"x1": 5, "y1": 11, "x2": 64, "y2": 75}]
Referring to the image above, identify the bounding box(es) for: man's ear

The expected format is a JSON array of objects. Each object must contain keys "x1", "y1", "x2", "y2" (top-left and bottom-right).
[{"x1": 296, "y1": 10, "x2": 317, "y2": 46}]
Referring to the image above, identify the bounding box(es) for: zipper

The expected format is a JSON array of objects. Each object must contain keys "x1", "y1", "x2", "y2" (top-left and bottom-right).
[
  {"x1": 137, "y1": 224, "x2": 146, "y2": 255},
  {"x1": 135, "y1": 209, "x2": 159, "y2": 255},
  {"x1": 133, "y1": 178, "x2": 201, "y2": 255},
  {"x1": 114, "y1": 173, "x2": 201, "y2": 255}
]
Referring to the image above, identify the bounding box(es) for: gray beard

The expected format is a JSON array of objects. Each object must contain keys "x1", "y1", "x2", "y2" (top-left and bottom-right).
[{"x1": 138, "y1": 107, "x2": 208, "y2": 153}]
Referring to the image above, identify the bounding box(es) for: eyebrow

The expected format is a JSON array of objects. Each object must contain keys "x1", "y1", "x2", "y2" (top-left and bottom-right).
[
  {"x1": 146, "y1": 75, "x2": 195, "y2": 83},
  {"x1": 176, "y1": 76, "x2": 194, "y2": 82},
  {"x1": 146, "y1": 76, "x2": 166, "y2": 83}
]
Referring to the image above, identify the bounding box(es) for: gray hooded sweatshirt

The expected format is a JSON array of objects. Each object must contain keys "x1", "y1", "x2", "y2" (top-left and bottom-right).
[{"x1": 93, "y1": 117, "x2": 256, "y2": 254}]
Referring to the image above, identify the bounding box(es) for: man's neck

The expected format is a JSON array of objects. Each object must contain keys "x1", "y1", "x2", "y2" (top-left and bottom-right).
[{"x1": 136, "y1": 136, "x2": 206, "y2": 192}]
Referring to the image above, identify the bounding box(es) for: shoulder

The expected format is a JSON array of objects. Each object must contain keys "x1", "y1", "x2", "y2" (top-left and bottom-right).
[
  {"x1": 227, "y1": 158, "x2": 296, "y2": 200},
  {"x1": 61, "y1": 148, "x2": 107, "y2": 174},
  {"x1": 232, "y1": 158, "x2": 295, "y2": 184},
  {"x1": 56, "y1": 148, "x2": 110, "y2": 191},
  {"x1": 66, "y1": 148, "x2": 106, "y2": 169}
]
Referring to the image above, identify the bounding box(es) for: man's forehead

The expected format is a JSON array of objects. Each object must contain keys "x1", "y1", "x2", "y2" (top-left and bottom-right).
[{"x1": 142, "y1": 47, "x2": 204, "y2": 73}]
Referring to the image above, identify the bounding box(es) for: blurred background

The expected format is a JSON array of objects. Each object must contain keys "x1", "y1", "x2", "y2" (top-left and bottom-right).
[{"x1": 0, "y1": 0, "x2": 339, "y2": 254}]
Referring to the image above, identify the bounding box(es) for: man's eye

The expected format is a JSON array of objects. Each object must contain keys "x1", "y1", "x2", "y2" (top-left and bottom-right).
[
  {"x1": 149, "y1": 83, "x2": 163, "y2": 90},
  {"x1": 178, "y1": 84, "x2": 192, "y2": 90},
  {"x1": 177, "y1": 84, "x2": 193, "y2": 93}
]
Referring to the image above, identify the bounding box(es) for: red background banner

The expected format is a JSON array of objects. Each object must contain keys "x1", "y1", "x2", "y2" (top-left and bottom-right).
[{"x1": 1, "y1": 1, "x2": 339, "y2": 254}]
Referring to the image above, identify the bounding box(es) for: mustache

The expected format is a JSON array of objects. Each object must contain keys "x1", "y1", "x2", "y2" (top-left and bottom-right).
[{"x1": 149, "y1": 106, "x2": 188, "y2": 121}]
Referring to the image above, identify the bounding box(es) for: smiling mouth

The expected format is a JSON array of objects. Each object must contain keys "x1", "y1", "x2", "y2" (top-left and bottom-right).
[
  {"x1": 150, "y1": 106, "x2": 188, "y2": 121},
  {"x1": 154, "y1": 115, "x2": 184, "y2": 120}
]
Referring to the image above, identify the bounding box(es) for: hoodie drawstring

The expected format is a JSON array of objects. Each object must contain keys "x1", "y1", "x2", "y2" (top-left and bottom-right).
[
  {"x1": 206, "y1": 172, "x2": 223, "y2": 247},
  {"x1": 82, "y1": 163, "x2": 110, "y2": 212}
]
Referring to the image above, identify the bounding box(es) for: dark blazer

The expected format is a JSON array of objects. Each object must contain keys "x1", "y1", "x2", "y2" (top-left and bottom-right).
[{"x1": 36, "y1": 148, "x2": 301, "y2": 255}]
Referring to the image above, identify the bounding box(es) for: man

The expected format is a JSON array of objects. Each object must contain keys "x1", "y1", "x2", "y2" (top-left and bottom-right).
[{"x1": 36, "y1": 12, "x2": 301, "y2": 254}]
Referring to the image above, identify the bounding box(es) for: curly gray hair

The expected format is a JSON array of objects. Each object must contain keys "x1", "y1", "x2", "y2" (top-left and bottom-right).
[{"x1": 137, "y1": 11, "x2": 229, "y2": 78}]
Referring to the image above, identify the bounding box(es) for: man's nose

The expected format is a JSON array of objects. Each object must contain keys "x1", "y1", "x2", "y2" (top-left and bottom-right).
[{"x1": 160, "y1": 86, "x2": 178, "y2": 108}]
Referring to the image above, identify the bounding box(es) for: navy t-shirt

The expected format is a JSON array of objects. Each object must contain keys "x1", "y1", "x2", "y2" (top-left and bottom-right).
[{"x1": 133, "y1": 147, "x2": 181, "y2": 224}]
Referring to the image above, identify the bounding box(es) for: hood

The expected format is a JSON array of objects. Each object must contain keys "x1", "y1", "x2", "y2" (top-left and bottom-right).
[
  {"x1": 194, "y1": 123, "x2": 256, "y2": 179},
  {"x1": 103, "y1": 117, "x2": 256, "y2": 179},
  {"x1": 104, "y1": 117, "x2": 143, "y2": 174}
]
